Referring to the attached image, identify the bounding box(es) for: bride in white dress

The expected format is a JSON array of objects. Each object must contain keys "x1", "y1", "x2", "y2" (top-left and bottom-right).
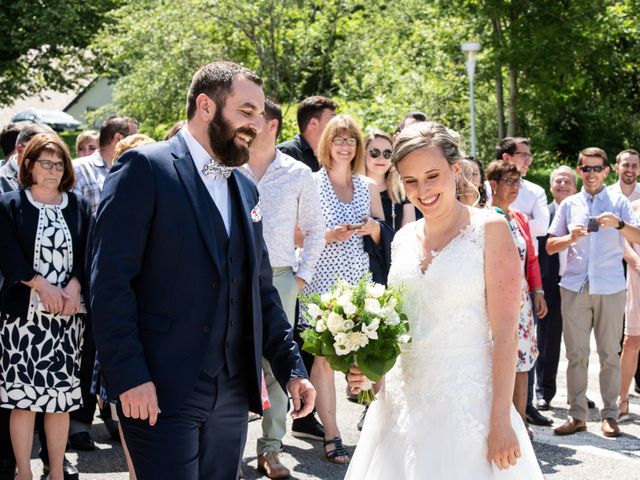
[{"x1": 345, "y1": 122, "x2": 544, "y2": 479}]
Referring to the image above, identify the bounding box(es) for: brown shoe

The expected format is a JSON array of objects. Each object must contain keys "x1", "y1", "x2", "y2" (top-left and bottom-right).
[
  {"x1": 601, "y1": 418, "x2": 621, "y2": 437},
  {"x1": 553, "y1": 418, "x2": 586, "y2": 436},
  {"x1": 257, "y1": 451, "x2": 290, "y2": 479}
]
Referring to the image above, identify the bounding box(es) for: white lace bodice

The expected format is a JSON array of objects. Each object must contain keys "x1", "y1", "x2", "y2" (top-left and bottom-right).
[
  {"x1": 388, "y1": 209, "x2": 492, "y2": 353},
  {"x1": 380, "y1": 208, "x2": 494, "y2": 443}
]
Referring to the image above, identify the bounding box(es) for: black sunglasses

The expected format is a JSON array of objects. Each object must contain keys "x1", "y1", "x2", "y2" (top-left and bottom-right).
[
  {"x1": 369, "y1": 148, "x2": 392, "y2": 160},
  {"x1": 579, "y1": 165, "x2": 605, "y2": 173}
]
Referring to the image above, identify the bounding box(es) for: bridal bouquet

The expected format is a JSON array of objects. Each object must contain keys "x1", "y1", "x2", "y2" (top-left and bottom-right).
[{"x1": 301, "y1": 276, "x2": 410, "y2": 403}]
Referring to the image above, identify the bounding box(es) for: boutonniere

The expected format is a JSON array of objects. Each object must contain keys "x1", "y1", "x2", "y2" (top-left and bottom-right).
[{"x1": 251, "y1": 199, "x2": 263, "y2": 222}]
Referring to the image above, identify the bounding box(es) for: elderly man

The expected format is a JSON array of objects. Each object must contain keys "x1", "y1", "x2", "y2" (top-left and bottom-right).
[
  {"x1": 548, "y1": 148, "x2": 640, "y2": 437},
  {"x1": 535, "y1": 166, "x2": 577, "y2": 411}
]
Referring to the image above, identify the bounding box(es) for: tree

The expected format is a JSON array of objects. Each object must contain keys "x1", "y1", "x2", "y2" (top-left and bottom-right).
[
  {"x1": 89, "y1": 0, "x2": 348, "y2": 133},
  {"x1": 88, "y1": 0, "x2": 640, "y2": 166},
  {"x1": 0, "y1": 0, "x2": 119, "y2": 106}
]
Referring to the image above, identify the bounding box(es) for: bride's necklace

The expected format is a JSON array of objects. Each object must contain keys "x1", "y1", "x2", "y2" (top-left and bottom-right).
[{"x1": 418, "y1": 206, "x2": 467, "y2": 265}]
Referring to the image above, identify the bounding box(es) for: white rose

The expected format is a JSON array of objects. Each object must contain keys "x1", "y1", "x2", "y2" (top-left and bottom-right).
[
  {"x1": 336, "y1": 292, "x2": 353, "y2": 307},
  {"x1": 321, "y1": 292, "x2": 332, "y2": 304},
  {"x1": 364, "y1": 298, "x2": 381, "y2": 315},
  {"x1": 366, "y1": 283, "x2": 385, "y2": 299},
  {"x1": 327, "y1": 312, "x2": 345, "y2": 335},
  {"x1": 383, "y1": 309, "x2": 401, "y2": 326},
  {"x1": 307, "y1": 303, "x2": 323, "y2": 319},
  {"x1": 315, "y1": 319, "x2": 327, "y2": 332},
  {"x1": 361, "y1": 318, "x2": 380, "y2": 339},
  {"x1": 333, "y1": 332, "x2": 351, "y2": 355},
  {"x1": 343, "y1": 319, "x2": 355, "y2": 331},
  {"x1": 347, "y1": 332, "x2": 369, "y2": 349},
  {"x1": 343, "y1": 301, "x2": 357, "y2": 317},
  {"x1": 386, "y1": 296, "x2": 398, "y2": 308}
]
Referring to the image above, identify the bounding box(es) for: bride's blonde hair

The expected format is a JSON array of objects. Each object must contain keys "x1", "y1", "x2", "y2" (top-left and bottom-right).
[{"x1": 390, "y1": 121, "x2": 466, "y2": 169}]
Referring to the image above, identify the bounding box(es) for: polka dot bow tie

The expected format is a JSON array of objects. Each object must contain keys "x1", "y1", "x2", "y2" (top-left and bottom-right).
[{"x1": 202, "y1": 159, "x2": 234, "y2": 178}]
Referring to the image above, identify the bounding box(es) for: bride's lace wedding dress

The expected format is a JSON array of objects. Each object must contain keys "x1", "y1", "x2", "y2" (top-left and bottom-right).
[{"x1": 345, "y1": 209, "x2": 544, "y2": 479}]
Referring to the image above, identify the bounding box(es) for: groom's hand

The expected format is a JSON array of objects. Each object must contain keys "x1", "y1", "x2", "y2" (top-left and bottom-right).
[
  {"x1": 287, "y1": 378, "x2": 315, "y2": 419},
  {"x1": 120, "y1": 381, "x2": 161, "y2": 426}
]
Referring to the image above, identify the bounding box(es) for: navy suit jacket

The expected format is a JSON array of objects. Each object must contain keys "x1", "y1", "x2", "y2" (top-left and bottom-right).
[
  {"x1": 91, "y1": 133, "x2": 307, "y2": 415},
  {"x1": 537, "y1": 202, "x2": 560, "y2": 293}
]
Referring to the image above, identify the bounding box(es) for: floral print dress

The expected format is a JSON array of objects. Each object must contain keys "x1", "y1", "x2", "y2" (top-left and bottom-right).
[{"x1": 499, "y1": 209, "x2": 538, "y2": 372}]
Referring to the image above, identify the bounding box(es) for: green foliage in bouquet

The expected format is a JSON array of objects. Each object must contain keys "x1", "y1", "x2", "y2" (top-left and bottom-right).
[{"x1": 300, "y1": 276, "x2": 410, "y2": 403}]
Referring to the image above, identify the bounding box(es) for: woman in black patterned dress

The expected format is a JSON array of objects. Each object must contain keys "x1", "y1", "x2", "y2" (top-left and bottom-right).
[{"x1": 0, "y1": 134, "x2": 91, "y2": 480}]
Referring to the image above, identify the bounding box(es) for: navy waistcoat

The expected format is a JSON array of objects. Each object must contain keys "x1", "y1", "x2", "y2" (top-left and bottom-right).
[{"x1": 199, "y1": 176, "x2": 250, "y2": 379}]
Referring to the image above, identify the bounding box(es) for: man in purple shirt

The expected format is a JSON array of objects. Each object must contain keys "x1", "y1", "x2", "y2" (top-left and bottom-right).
[{"x1": 547, "y1": 147, "x2": 640, "y2": 438}]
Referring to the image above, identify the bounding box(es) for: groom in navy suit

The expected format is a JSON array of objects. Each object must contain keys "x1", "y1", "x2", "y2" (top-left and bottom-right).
[{"x1": 91, "y1": 61, "x2": 315, "y2": 479}]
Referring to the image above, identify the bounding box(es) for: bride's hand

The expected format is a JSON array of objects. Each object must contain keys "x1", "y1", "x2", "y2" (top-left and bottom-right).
[
  {"x1": 346, "y1": 365, "x2": 366, "y2": 394},
  {"x1": 487, "y1": 424, "x2": 521, "y2": 469}
]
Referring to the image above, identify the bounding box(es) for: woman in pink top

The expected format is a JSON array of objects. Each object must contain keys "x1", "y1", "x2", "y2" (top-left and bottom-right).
[{"x1": 619, "y1": 198, "x2": 640, "y2": 421}]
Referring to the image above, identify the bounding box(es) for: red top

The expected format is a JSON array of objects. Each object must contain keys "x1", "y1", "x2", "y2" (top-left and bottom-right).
[{"x1": 511, "y1": 209, "x2": 543, "y2": 292}]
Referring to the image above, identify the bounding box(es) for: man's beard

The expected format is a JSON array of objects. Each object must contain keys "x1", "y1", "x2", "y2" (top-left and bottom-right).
[
  {"x1": 208, "y1": 108, "x2": 255, "y2": 167},
  {"x1": 622, "y1": 175, "x2": 637, "y2": 185}
]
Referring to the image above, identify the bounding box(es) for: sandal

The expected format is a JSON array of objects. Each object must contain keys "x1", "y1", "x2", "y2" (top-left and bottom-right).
[
  {"x1": 324, "y1": 436, "x2": 350, "y2": 464},
  {"x1": 618, "y1": 398, "x2": 630, "y2": 422}
]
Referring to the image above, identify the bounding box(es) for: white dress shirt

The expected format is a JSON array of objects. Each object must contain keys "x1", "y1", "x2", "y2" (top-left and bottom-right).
[
  {"x1": 239, "y1": 150, "x2": 325, "y2": 284},
  {"x1": 180, "y1": 127, "x2": 231, "y2": 235},
  {"x1": 511, "y1": 178, "x2": 550, "y2": 254},
  {"x1": 607, "y1": 181, "x2": 640, "y2": 202}
]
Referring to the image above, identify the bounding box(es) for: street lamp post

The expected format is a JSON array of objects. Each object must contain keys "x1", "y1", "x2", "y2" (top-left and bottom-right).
[{"x1": 461, "y1": 42, "x2": 481, "y2": 157}]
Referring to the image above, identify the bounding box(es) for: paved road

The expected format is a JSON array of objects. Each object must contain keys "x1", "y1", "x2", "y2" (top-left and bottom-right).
[{"x1": 29, "y1": 336, "x2": 640, "y2": 479}]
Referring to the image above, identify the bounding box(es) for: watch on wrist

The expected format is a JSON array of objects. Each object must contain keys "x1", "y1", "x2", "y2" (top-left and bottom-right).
[
  {"x1": 534, "y1": 289, "x2": 544, "y2": 296},
  {"x1": 616, "y1": 219, "x2": 626, "y2": 230}
]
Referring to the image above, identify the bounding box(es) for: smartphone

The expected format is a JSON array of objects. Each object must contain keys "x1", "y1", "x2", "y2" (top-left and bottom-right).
[
  {"x1": 587, "y1": 217, "x2": 600, "y2": 232},
  {"x1": 346, "y1": 223, "x2": 365, "y2": 230}
]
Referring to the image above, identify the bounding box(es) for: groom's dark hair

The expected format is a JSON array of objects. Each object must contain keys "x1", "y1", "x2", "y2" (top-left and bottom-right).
[{"x1": 186, "y1": 61, "x2": 263, "y2": 120}]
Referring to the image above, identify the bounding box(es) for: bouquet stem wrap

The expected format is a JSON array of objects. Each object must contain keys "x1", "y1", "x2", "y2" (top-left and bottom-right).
[{"x1": 354, "y1": 356, "x2": 375, "y2": 404}]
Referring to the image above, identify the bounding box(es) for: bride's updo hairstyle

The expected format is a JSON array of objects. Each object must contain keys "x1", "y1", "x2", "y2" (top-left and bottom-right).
[{"x1": 390, "y1": 121, "x2": 466, "y2": 170}]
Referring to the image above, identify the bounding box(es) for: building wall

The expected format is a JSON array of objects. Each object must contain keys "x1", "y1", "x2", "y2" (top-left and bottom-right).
[{"x1": 65, "y1": 77, "x2": 113, "y2": 124}]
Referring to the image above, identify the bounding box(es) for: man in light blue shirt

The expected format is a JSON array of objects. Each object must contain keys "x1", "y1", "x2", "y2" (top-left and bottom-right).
[{"x1": 547, "y1": 147, "x2": 640, "y2": 438}]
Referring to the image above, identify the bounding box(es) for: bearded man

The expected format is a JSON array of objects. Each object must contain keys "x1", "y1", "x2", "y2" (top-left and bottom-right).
[{"x1": 91, "y1": 61, "x2": 315, "y2": 479}]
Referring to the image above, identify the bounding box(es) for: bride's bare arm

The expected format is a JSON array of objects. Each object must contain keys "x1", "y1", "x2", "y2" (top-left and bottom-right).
[{"x1": 484, "y1": 214, "x2": 522, "y2": 469}]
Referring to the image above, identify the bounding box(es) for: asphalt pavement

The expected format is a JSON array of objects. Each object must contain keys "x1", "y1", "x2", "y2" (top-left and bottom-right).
[{"x1": 27, "y1": 335, "x2": 640, "y2": 479}]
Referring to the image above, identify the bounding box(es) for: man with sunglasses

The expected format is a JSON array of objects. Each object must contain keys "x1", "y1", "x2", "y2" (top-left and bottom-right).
[{"x1": 547, "y1": 147, "x2": 640, "y2": 438}]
